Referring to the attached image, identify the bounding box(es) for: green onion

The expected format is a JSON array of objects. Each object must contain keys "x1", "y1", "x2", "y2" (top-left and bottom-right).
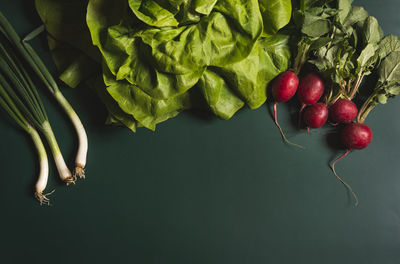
[
  {"x1": 0, "y1": 84, "x2": 53, "y2": 204},
  {"x1": 0, "y1": 61, "x2": 52, "y2": 204},
  {"x1": 0, "y1": 26, "x2": 74, "y2": 189},
  {"x1": 0, "y1": 12, "x2": 88, "y2": 179}
]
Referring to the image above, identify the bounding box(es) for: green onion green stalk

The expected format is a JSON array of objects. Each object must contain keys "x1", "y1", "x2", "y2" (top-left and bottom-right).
[
  {"x1": 0, "y1": 12, "x2": 88, "y2": 179},
  {"x1": 0, "y1": 36, "x2": 73, "y2": 184},
  {"x1": 0, "y1": 39, "x2": 73, "y2": 204},
  {"x1": 0, "y1": 81, "x2": 52, "y2": 204},
  {"x1": 0, "y1": 13, "x2": 89, "y2": 204}
]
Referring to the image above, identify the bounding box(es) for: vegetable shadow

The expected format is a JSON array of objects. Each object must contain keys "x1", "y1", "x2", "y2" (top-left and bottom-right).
[
  {"x1": 72, "y1": 82, "x2": 111, "y2": 130},
  {"x1": 185, "y1": 108, "x2": 215, "y2": 122},
  {"x1": 21, "y1": 0, "x2": 42, "y2": 27},
  {"x1": 183, "y1": 87, "x2": 217, "y2": 123}
]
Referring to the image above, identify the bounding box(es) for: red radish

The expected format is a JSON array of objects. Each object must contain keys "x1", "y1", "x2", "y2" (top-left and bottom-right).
[
  {"x1": 341, "y1": 123, "x2": 372, "y2": 149},
  {"x1": 303, "y1": 103, "x2": 328, "y2": 129},
  {"x1": 297, "y1": 73, "x2": 325, "y2": 104},
  {"x1": 297, "y1": 73, "x2": 325, "y2": 126},
  {"x1": 330, "y1": 123, "x2": 373, "y2": 206},
  {"x1": 271, "y1": 71, "x2": 303, "y2": 148},
  {"x1": 329, "y1": 99, "x2": 358, "y2": 124},
  {"x1": 272, "y1": 71, "x2": 299, "y2": 102}
]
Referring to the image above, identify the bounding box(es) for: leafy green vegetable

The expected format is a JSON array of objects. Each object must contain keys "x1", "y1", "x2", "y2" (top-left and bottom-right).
[
  {"x1": 35, "y1": 0, "x2": 292, "y2": 131},
  {"x1": 0, "y1": 12, "x2": 78, "y2": 202},
  {"x1": 290, "y1": 0, "x2": 400, "y2": 124},
  {"x1": 260, "y1": 0, "x2": 292, "y2": 35},
  {"x1": 46, "y1": 34, "x2": 99, "y2": 88},
  {"x1": 297, "y1": 0, "x2": 384, "y2": 103},
  {"x1": 212, "y1": 34, "x2": 291, "y2": 109},
  {"x1": 291, "y1": 0, "x2": 339, "y2": 74},
  {"x1": 197, "y1": 69, "x2": 245, "y2": 120},
  {"x1": 35, "y1": 0, "x2": 99, "y2": 61},
  {"x1": 357, "y1": 35, "x2": 400, "y2": 122}
]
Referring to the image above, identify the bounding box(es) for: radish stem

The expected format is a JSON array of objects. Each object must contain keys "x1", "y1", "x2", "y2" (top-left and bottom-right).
[
  {"x1": 357, "y1": 90, "x2": 378, "y2": 123},
  {"x1": 349, "y1": 74, "x2": 364, "y2": 100},
  {"x1": 293, "y1": 42, "x2": 311, "y2": 75},
  {"x1": 298, "y1": 103, "x2": 306, "y2": 128}
]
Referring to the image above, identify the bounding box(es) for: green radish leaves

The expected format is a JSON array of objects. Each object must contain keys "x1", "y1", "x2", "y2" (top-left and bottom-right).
[
  {"x1": 378, "y1": 51, "x2": 400, "y2": 83},
  {"x1": 291, "y1": 0, "x2": 400, "y2": 123},
  {"x1": 357, "y1": 34, "x2": 400, "y2": 122},
  {"x1": 303, "y1": 4, "x2": 383, "y2": 102},
  {"x1": 370, "y1": 38, "x2": 400, "y2": 107}
]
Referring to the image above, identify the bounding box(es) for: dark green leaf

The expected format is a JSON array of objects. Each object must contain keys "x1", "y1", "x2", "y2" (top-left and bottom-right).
[
  {"x1": 362, "y1": 16, "x2": 383, "y2": 45},
  {"x1": 378, "y1": 51, "x2": 400, "y2": 83}
]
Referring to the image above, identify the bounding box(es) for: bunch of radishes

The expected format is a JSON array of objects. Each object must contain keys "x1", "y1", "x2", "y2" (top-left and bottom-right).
[
  {"x1": 271, "y1": 70, "x2": 373, "y2": 205},
  {"x1": 272, "y1": 70, "x2": 372, "y2": 150}
]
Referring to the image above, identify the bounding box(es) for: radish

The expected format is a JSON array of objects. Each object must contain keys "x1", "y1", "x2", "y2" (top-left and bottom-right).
[
  {"x1": 341, "y1": 123, "x2": 372, "y2": 149},
  {"x1": 271, "y1": 71, "x2": 303, "y2": 148},
  {"x1": 331, "y1": 122, "x2": 373, "y2": 206},
  {"x1": 272, "y1": 71, "x2": 299, "y2": 102},
  {"x1": 329, "y1": 98, "x2": 358, "y2": 124},
  {"x1": 297, "y1": 73, "x2": 325, "y2": 126},
  {"x1": 303, "y1": 103, "x2": 328, "y2": 129}
]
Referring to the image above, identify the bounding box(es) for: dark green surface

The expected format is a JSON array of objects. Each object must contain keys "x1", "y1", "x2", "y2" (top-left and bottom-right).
[{"x1": 0, "y1": 1, "x2": 399, "y2": 263}]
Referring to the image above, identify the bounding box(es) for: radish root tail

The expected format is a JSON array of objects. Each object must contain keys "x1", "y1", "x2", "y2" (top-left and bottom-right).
[
  {"x1": 273, "y1": 102, "x2": 305, "y2": 149},
  {"x1": 35, "y1": 189, "x2": 55, "y2": 206},
  {"x1": 74, "y1": 165, "x2": 85, "y2": 180},
  {"x1": 330, "y1": 149, "x2": 359, "y2": 206}
]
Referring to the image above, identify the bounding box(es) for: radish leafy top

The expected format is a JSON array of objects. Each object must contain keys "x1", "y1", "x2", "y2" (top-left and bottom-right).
[
  {"x1": 291, "y1": 0, "x2": 400, "y2": 123},
  {"x1": 358, "y1": 35, "x2": 400, "y2": 122}
]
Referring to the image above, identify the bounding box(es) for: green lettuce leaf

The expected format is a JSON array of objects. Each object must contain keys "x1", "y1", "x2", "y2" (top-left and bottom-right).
[
  {"x1": 35, "y1": 0, "x2": 292, "y2": 131},
  {"x1": 260, "y1": 0, "x2": 292, "y2": 35}
]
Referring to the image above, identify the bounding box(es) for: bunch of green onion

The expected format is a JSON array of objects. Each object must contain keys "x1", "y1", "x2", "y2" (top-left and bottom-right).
[{"x1": 0, "y1": 12, "x2": 88, "y2": 205}]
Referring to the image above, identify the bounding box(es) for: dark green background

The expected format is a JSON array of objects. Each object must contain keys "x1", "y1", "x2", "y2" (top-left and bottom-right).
[{"x1": 0, "y1": 1, "x2": 399, "y2": 263}]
